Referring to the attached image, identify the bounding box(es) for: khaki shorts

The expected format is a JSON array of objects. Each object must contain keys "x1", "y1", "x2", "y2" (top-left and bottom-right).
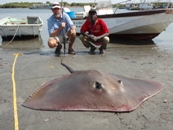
[
  {"x1": 79, "y1": 34, "x2": 109, "y2": 49},
  {"x1": 50, "y1": 35, "x2": 68, "y2": 44}
]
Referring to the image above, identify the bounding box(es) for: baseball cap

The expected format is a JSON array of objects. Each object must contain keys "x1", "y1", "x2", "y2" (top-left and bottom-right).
[
  {"x1": 89, "y1": 9, "x2": 97, "y2": 14},
  {"x1": 51, "y1": 2, "x2": 61, "y2": 9}
]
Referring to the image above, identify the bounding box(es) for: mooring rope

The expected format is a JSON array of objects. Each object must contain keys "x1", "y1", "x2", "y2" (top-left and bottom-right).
[
  {"x1": 1, "y1": 25, "x2": 20, "y2": 47},
  {"x1": 12, "y1": 53, "x2": 19, "y2": 130}
]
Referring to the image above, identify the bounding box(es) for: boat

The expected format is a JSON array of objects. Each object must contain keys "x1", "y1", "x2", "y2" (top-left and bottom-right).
[
  {"x1": 69, "y1": 0, "x2": 173, "y2": 40},
  {"x1": 0, "y1": 16, "x2": 43, "y2": 39},
  {"x1": 29, "y1": 4, "x2": 51, "y2": 9}
]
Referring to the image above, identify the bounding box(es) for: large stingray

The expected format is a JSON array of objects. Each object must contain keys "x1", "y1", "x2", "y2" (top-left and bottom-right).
[{"x1": 22, "y1": 60, "x2": 164, "y2": 112}]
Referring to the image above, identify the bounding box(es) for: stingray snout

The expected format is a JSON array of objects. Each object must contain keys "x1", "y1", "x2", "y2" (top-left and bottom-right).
[{"x1": 95, "y1": 81, "x2": 104, "y2": 89}]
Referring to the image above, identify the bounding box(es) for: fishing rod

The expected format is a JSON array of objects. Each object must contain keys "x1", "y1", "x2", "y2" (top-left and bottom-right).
[
  {"x1": 61, "y1": 0, "x2": 66, "y2": 56},
  {"x1": 92, "y1": 0, "x2": 97, "y2": 8}
]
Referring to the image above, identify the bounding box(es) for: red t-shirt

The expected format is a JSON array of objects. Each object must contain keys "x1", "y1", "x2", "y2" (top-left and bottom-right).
[{"x1": 80, "y1": 18, "x2": 109, "y2": 36}]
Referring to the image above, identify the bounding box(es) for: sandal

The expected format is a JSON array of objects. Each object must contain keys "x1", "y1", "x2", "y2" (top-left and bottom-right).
[
  {"x1": 68, "y1": 48, "x2": 76, "y2": 55},
  {"x1": 88, "y1": 45, "x2": 96, "y2": 55},
  {"x1": 99, "y1": 46, "x2": 105, "y2": 54},
  {"x1": 55, "y1": 44, "x2": 62, "y2": 55}
]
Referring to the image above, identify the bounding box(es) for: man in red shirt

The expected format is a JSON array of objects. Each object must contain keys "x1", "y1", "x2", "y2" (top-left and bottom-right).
[{"x1": 79, "y1": 9, "x2": 109, "y2": 54}]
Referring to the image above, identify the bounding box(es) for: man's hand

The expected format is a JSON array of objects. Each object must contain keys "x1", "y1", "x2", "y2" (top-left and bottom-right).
[
  {"x1": 61, "y1": 22, "x2": 66, "y2": 28},
  {"x1": 87, "y1": 35, "x2": 97, "y2": 41},
  {"x1": 90, "y1": 35, "x2": 99, "y2": 41}
]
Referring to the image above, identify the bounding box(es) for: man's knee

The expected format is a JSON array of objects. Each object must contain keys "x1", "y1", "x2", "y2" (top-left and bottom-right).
[
  {"x1": 68, "y1": 29, "x2": 76, "y2": 38},
  {"x1": 103, "y1": 36, "x2": 110, "y2": 43},
  {"x1": 79, "y1": 34, "x2": 84, "y2": 41},
  {"x1": 48, "y1": 37, "x2": 58, "y2": 48},
  {"x1": 79, "y1": 35, "x2": 90, "y2": 48},
  {"x1": 71, "y1": 31, "x2": 76, "y2": 38}
]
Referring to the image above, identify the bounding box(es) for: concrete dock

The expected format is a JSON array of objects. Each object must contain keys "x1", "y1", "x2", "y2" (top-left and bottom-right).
[{"x1": 0, "y1": 37, "x2": 173, "y2": 130}]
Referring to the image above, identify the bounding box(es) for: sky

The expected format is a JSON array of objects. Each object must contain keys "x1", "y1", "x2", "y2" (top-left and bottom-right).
[{"x1": 0, "y1": 0, "x2": 127, "y2": 5}]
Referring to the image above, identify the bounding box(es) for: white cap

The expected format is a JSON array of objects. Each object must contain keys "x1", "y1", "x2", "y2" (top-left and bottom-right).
[{"x1": 51, "y1": 2, "x2": 61, "y2": 9}]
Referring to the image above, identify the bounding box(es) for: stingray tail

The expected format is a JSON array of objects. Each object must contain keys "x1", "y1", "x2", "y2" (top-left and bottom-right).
[{"x1": 61, "y1": 59, "x2": 74, "y2": 73}]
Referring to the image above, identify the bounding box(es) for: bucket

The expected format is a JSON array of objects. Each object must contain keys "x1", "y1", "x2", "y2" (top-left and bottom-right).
[{"x1": 66, "y1": 11, "x2": 76, "y2": 18}]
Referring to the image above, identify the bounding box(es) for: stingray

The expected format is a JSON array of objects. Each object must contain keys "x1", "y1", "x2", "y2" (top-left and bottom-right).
[{"x1": 22, "y1": 60, "x2": 164, "y2": 112}]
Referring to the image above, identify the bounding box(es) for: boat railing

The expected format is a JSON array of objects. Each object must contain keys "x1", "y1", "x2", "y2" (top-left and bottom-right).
[
  {"x1": 74, "y1": 0, "x2": 133, "y2": 18},
  {"x1": 94, "y1": 0, "x2": 132, "y2": 14},
  {"x1": 96, "y1": 0, "x2": 114, "y2": 15},
  {"x1": 166, "y1": 0, "x2": 172, "y2": 8},
  {"x1": 3, "y1": 18, "x2": 27, "y2": 25},
  {"x1": 75, "y1": 5, "x2": 91, "y2": 18}
]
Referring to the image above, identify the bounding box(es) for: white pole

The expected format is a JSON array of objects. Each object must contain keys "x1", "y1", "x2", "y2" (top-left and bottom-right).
[{"x1": 61, "y1": 0, "x2": 66, "y2": 55}]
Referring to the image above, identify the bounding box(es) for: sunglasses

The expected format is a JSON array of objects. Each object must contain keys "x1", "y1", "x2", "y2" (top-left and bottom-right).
[
  {"x1": 52, "y1": 4, "x2": 60, "y2": 6},
  {"x1": 53, "y1": 8, "x2": 61, "y2": 10}
]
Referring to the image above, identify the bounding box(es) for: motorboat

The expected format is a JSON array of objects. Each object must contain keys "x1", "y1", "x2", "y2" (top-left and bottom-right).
[
  {"x1": 0, "y1": 16, "x2": 43, "y2": 39},
  {"x1": 68, "y1": 0, "x2": 173, "y2": 40}
]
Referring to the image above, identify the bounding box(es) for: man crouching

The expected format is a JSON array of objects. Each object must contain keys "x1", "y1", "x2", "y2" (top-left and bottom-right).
[
  {"x1": 47, "y1": 2, "x2": 76, "y2": 55},
  {"x1": 79, "y1": 9, "x2": 109, "y2": 54}
]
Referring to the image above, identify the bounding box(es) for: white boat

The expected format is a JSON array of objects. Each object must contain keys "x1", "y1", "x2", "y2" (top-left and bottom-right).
[
  {"x1": 0, "y1": 16, "x2": 43, "y2": 39},
  {"x1": 69, "y1": 0, "x2": 173, "y2": 40}
]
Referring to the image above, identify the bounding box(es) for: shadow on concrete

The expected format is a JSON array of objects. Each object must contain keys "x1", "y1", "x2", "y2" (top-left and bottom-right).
[{"x1": 110, "y1": 38, "x2": 155, "y2": 45}]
